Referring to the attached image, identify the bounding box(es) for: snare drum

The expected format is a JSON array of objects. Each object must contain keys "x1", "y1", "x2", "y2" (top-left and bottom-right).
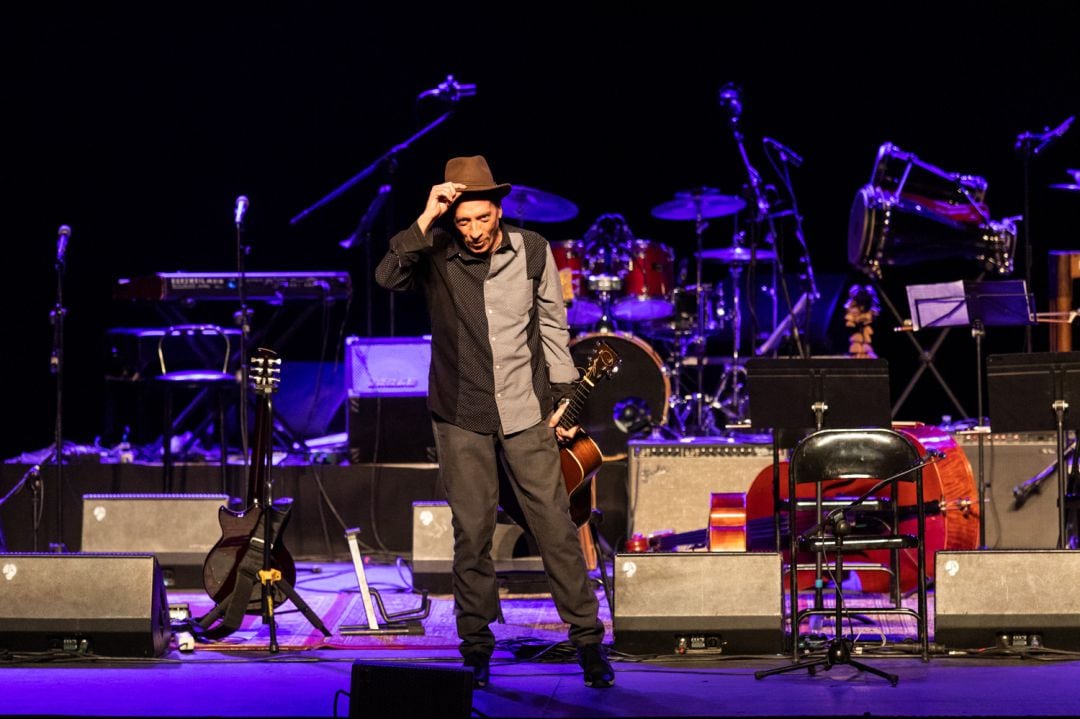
[
  {"x1": 551, "y1": 239, "x2": 603, "y2": 328},
  {"x1": 612, "y1": 239, "x2": 676, "y2": 323}
]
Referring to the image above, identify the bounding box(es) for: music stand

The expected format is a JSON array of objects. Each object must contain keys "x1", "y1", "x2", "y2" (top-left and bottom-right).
[
  {"x1": 907, "y1": 279, "x2": 1036, "y2": 547},
  {"x1": 745, "y1": 358, "x2": 891, "y2": 663},
  {"x1": 987, "y1": 352, "x2": 1080, "y2": 549}
]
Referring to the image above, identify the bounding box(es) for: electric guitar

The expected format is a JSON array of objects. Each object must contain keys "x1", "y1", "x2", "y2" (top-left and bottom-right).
[
  {"x1": 557, "y1": 340, "x2": 620, "y2": 527},
  {"x1": 201, "y1": 347, "x2": 297, "y2": 612}
]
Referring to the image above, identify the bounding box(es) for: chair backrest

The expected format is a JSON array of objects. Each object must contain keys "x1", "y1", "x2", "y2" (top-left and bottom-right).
[
  {"x1": 157, "y1": 324, "x2": 231, "y2": 376},
  {"x1": 789, "y1": 428, "x2": 922, "y2": 485}
]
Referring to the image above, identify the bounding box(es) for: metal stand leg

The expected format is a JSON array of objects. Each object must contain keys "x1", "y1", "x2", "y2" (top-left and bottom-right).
[{"x1": 339, "y1": 527, "x2": 430, "y2": 635}]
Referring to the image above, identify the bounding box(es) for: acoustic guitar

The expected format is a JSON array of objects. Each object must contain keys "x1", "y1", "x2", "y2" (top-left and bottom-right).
[
  {"x1": 201, "y1": 348, "x2": 297, "y2": 612},
  {"x1": 557, "y1": 339, "x2": 619, "y2": 528}
]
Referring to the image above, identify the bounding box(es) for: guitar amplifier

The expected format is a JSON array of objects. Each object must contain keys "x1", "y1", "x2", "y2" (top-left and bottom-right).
[
  {"x1": 953, "y1": 432, "x2": 1059, "y2": 549},
  {"x1": 345, "y1": 336, "x2": 436, "y2": 463},
  {"x1": 627, "y1": 438, "x2": 773, "y2": 537}
]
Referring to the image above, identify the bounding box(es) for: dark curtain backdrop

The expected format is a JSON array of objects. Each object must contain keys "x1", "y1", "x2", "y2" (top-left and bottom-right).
[{"x1": 2, "y1": 3, "x2": 1078, "y2": 458}]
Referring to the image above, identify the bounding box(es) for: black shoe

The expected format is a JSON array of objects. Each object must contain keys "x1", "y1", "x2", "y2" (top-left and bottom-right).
[
  {"x1": 463, "y1": 655, "x2": 490, "y2": 688},
  {"x1": 577, "y1": 643, "x2": 615, "y2": 688}
]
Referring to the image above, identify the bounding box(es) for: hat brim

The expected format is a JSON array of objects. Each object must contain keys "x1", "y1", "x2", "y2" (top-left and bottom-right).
[{"x1": 457, "y1": 182, "x2": 513, "y2": 199}]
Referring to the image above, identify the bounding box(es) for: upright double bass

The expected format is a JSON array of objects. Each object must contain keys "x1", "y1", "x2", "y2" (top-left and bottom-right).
[{"x1": 745, "y1": 423, "x2": 980, "y2": 592}]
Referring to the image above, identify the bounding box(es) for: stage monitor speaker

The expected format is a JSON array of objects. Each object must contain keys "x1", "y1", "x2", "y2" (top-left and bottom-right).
[
  {"x1": 955, "y1": 432, "x2": 1058, "y2": 548},
  {"x1": 346, "y1": 336, "x2": 435, "y2": 463},
  {"x1": 0, "y1": 553, "x2": 170, "y2": 657},
  {"x1": 613, "y1": 552, "x2": 784, "y2": 656},
  {"x1": 411, "y1": 501, "x2": 542, "y2": 593},
  {"x1": 934, "y1": 550, "x2": 1080, "y2": 651},
  {"x1": 349, "y1": 660, "x2": 473, "y2": 719},
  {"x1": 627, "y1": 439, "x2": 773, "y2": 537},
  {"x1": 80, "y1": 493, "x2": 228, "y2": 589}
]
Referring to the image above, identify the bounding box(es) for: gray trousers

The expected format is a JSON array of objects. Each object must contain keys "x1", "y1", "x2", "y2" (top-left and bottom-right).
[{"x1": 431, "y1": 415, "x2": 604, "y2": 659}]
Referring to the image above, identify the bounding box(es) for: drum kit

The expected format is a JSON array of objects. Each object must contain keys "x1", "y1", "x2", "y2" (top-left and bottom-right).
[{"x1": 505, "y1": 180, "x2": 773, "y2": 449}]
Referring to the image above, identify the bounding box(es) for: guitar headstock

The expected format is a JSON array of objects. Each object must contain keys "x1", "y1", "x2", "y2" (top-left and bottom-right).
[
  {"x1": 250, "y1": 347, "x2": 282, "y2": 395},
  {"x1": 584, "y1": 340, "x2": 620, "y2": 383}
]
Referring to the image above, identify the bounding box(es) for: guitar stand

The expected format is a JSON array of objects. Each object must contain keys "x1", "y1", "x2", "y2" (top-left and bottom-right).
[
  {"x1": 338, "y1": 527, "x2": 429, "y2": 636},
  {"x1": 195, "y1": 506, "x2": 332, "y2": 650}
]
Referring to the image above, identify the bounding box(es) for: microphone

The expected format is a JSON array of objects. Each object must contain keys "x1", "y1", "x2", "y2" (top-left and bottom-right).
[
  {"x1": 718, "y1": 83, "x2": 742, "y2": 118},
  {"x1": 56, "y1": 225, "x2": 71, "y2": 263},
  {"x1": 234, "y1": 195, "x2": 249, "y2": 227},
  {"x1": 418, "y1": 74, "x2": 477, "y2": 102},
  {"x1": 763, "y1": 136, "x2": 804, "y2": 167}
]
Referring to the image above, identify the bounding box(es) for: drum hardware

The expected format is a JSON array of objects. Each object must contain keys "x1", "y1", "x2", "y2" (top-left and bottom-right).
[
  {"x1": 1050, "y1": 168, "x2": 1080, "y2": 192},
  {"x1": 650, "y1": 187, "x2": 747, "y2": 434},
  {"x1": 586, "y1": 273, "x2": 624, "y2": 333},
  {"x1": 502, "y1": 184, "x2": 579, "y2": 223}
]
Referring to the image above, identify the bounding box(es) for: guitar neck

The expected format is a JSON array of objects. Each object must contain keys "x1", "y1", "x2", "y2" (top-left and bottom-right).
[{"x1": 558, "y1": 374, "x2": 596, "y2": 430}]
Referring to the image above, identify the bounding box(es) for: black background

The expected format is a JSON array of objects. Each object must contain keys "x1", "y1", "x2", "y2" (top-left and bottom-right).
[{"x1": 3, "y1": 3, "x2": 1078, "y2": 459}]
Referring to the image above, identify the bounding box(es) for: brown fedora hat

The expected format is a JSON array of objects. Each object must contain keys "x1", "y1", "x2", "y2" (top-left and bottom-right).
[{"x1": 444, "y1": 155, "x2": 512, "y2": 198}]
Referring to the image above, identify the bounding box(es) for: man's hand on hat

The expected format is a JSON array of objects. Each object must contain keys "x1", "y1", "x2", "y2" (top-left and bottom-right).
[{"x1": 419, "y1": 182, "x2": 468, "y2": 232}]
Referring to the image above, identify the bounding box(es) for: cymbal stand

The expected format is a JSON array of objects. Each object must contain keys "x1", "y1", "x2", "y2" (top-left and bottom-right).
[
  {"x1": 685, "y1": 198, "x2": 715, "y2": 435},
  {"x1": 713, "y1": 259, "x2": 748, "y2": 425}
]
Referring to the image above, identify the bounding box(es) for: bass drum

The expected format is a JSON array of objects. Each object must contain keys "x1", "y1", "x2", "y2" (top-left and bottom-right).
[{"x1": 569, "y1": 332, "x2": 670, "y2": 458}]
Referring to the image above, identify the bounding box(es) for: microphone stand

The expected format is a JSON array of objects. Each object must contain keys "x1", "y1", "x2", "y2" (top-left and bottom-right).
[
  {"x1": 341, "y1": 184, "x2": 393, "y2": 337},
  {"x1": 764, "y1": 144, "x2": 818, "y2": 357},
  {"x1": 235, "y1": 215, "x2": 251, "y2": 483},
  {"x1": 289, "y1": 96, "x2": 460, "y2": 337},
  {"x1": 48, "y1": 226, "x2": 69, "y2": 553},
  {"x1": 289, "y1": 111, "x2": 455, "y2": 227},
  {"x1": 718, "y1": 87, "x2": 804, "y2": 425},
  {"x1": 1014, "y1": 115, "x2": 1075, "y2": 352}
]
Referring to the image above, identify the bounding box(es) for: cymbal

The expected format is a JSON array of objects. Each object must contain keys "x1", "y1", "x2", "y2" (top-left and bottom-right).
[
  {"x1": 502, "y1": 184, "x2": 578, "y2": 222},
  {"x1": 1050, "y1": 183, "x2": 1080, "y2": 192},
  {"x1": 651, "y1": 187, "x2": 747, "y2": 220},
  {"x1": 697, "y1": 246, "x2": 777, "y2": 263}
]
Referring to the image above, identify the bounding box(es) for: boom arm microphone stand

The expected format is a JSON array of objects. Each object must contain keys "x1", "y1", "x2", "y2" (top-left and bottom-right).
[
  {"x1": 718, "y1": 85, "x2": 805, "y2": 362},
  {"x1": 1014, "y1": 115, "x2": 1075, "y2": 352},
  {"x1": 47, "y1": 224, "x2": 72, "y2": 553},
  {"x1": 289, "y1": 75, "x2": 474, "y2": 337}
]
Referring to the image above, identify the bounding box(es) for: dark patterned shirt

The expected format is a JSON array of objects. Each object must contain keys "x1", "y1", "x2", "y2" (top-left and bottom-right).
[{"x1": 375, "y1": 221, "x2": 577, "y2": 434}]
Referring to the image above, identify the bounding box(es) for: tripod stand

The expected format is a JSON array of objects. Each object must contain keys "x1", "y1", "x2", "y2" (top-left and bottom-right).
[
  {"x1": 44, "y1": 225, "x2": 72, "y2": 553},
  {"x1": 196, "y1": 349, "x2": 330, "y2": 650},
  {"x1": 745, "y1": 359, "x2": 918, "y2": 683}
]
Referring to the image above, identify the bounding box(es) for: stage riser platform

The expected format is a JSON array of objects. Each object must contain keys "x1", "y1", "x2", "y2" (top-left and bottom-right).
[{"x1": 0, "y1": 463, "x2": 443, "y2": 558}]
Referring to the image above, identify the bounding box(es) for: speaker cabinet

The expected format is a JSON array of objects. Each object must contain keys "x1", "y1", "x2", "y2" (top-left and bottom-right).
[
  {"x1": 0, "y1": 553, "x2": 170, "y2": 657},
  {"x1": 934, "y1": 550, "x2": 1080, "y2": 651},
  {"x1": 80, "y1": 493, "x2": 228, "y2": 589},
  {"x1": 627, "y1": 439, "x2": 773, "y2": 537},
  {"x1": 349, "y1": 660, "x2": 473, "y2": 719},
  {"x1": 613, "y1": 552, "x2": 784, "y2": 655},
  {"x1": 411, "y1": 501, "x2": 542, "y2": 593},
  {"x1": 955, "y1": 433, "x2": 1059, "y2": 548}
]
